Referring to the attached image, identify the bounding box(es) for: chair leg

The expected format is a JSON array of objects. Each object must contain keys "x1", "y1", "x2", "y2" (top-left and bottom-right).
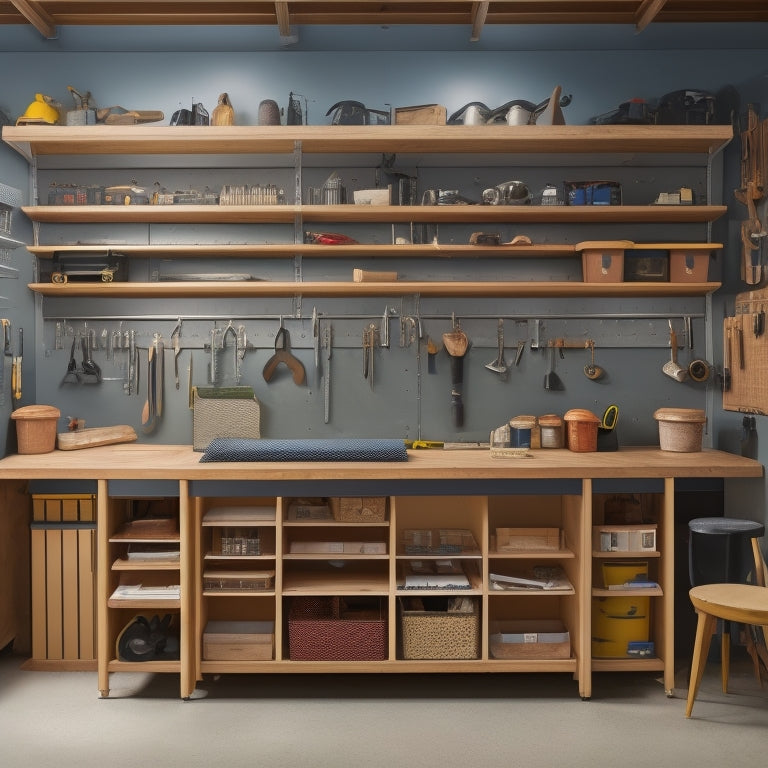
[
  {"x1": 686, "y1": 610, "x2": 717, "y2": 718},
  {"x1": 721, "y1": 620, "x2": 730, "y2": 694}
]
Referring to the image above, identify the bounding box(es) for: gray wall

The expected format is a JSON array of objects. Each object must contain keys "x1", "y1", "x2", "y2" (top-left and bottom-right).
[{"x1": 1, "y1": 24, "x2": 767, "y2": 523}]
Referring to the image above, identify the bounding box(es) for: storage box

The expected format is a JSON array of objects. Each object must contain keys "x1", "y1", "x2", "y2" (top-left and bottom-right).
[
  {"x1": 653, "y1": 408, "x2": 705, "y2": 452},
  {"x1": 395, "y1": 104, "x2": 447, "y2": 125},
  {"x1": 566, "y1": 180, "x2": 622, "y2": 206},
  {"x1": 592, "y1": 597, "x2": 650, "y2": 657},
  {"x1": 495, "y1": 527, "x2": 561, "y2": 552},
  {"x1": 330, "y1": 497, "x2": 387, "y2": 522},
  {"x1": 202, "y1": 570, "x2": 275, "y2": 592},
  {"x1": 288, "y1": 597, "x2": 387, "y2": 661},
  {"x1": 578, "y1": 240, "x2": 630, "y2": 283},
  {"x1": 564, "y1": 409, "x2": 600, "y2": 452},
  {"x1": 400, "y1": 596, "x2": 479, "y2": 659},
  {"x1": 489, "y1": 620, "x2": 571, "y2": 659},
  {"x1": 289, "y1": 541, "x2": 386, "y2": 554},
  {"x1": 624, "y1": 249, "x2": 669, "y2": 282},
  {"x1": 203, "y1": 620, "x2": 274, "y2": 661},
  {"x1": 593, "y1": 526, "x2": 657, "y2": 553},
  {"x1": 287, "y1": 500, "x2": 332, "y2": 520},
  {"x1": 11, "y1": 405, "x2": 60, "y2": 454},
  {"x1": 669, "y1": 249, "x2": 710, "y2": 282}
]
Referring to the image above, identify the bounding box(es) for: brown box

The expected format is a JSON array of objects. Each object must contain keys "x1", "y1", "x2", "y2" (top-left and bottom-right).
[
  {"x1": 669, "y1": 249, "x2": 710, "y2": 282},
  {"x1": 495, "y1": 527, "x2": 561, "y2": 552},
  {"x1": 577, "y1": 240, "x2": 631, "y2": 283},
  {"x1": 203, "y1": 620, "x2": 274, "y2": 661},
  {"x1": 395, "y1": 104, "x2": 447, "y2": 125},
  {"x1": 202, "y1": 569, "x2": 275, "y2": 592},
  {"x1": 489, "y1": 620, "x2": 570, "y2": 659},
  {"x1": 330, "y1": 496, "x2": 387, "y2": 522}
]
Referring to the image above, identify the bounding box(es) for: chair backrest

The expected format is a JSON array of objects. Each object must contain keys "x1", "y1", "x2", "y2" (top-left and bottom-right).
[{"x1": 751, "y1": 537, "x2": 767, "y2": 588}]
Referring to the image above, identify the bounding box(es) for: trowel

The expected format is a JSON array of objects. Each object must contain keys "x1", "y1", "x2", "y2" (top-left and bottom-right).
[{"x1": 663, "y1": 324, "x2": 688, "y2": 382}]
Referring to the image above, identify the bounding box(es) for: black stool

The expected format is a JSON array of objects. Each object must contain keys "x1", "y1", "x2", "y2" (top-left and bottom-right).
[{"x1": 688, "y1": 517, "x2": 765, "y2": 692}]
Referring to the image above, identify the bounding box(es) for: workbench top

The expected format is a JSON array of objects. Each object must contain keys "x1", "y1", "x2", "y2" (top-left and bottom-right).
[{"x1": 0, "y1": 444, "x2": 761, "y2": 482}]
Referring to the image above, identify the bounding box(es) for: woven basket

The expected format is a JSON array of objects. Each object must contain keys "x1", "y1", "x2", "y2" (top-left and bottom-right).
[
  {"x1": 11, "y1": 405, "x2": 60, "y2": 454},
  {"x1": 288, "y1": 596, "x2": 387, "y2": 661},
  {"x1": 564, "y1": 409, "x2": 600, "y2": 452},
  {"x1": 653, "y1": 408, "x2": 705, "y2": 452},
  {"x1": 400, "y1": 597, "x2": 479, "y2": 659},
  {"x1": 330, "y1": 497, "x2": 386, "y2": 523}
]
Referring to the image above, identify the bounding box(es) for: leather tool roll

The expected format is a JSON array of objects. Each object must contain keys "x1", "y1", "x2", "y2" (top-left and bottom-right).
[{"x1": 192, "y1": 386, "x2": 261, "y2": 451}]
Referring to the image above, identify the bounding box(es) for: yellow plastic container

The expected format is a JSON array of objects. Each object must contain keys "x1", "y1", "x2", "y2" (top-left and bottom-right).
[{"x1": 592, "y1": 597, "x2": 650, "y2": 657}]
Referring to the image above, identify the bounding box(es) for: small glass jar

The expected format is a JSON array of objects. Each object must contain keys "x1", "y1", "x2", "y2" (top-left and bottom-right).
[{"x1": 538, "y1": 414, "x2": 564, "y2": 448}]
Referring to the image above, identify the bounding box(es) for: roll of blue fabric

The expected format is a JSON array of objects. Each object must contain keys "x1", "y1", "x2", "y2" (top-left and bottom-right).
[{"x1": 200, "y1": 437, "x2": 408, "y2": 463}]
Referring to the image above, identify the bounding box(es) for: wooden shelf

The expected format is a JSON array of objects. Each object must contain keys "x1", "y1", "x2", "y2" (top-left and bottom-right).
[
  {"x1": 2, "y1": 124, "x2": 733, "y2": 159},
  {"x1": 111, "y1": 557, "x2": 180, "y2": 570},
  {"x1": 27, "y1": 280, "x2": 722, "y2": 298},
  {"x1": 22, "y1": 203, "x2": 728, "y2": 225}
]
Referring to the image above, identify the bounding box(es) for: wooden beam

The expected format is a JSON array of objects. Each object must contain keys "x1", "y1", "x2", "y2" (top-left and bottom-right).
[
  {"x1": 635, "y1": 0, "x2": 669, "y2": 32},
  {"x1": 275, "y1": 1, "x2": 291, "y2": 36},
  {"x1": 9, "y1": 0, "x2": 56, "y2": 38},
  {"x1": 470, "y1": 1, "x2": 489, "y2": 41}
]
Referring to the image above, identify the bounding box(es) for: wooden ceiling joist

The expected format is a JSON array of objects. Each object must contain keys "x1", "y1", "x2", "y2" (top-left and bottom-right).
[
  {"x1": 635, "y1": 0, "x2": 669, "y2": 32},
  {"x1": 9, "y1": 0, "x2": 55, "y2": 38}
]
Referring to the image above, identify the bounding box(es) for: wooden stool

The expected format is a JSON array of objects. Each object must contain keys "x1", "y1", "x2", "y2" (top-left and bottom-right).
[
  {"x1": 687, "y1": 517, "x2": 765, "y2": 696},
  {"x1": 686, "y1": 537, "x2": 768, "y2": 717}
]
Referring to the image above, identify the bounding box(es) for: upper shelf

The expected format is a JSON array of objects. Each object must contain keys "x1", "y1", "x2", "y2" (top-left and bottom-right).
[
  {"x1": 2, "y1": 124, "x2": 734, "y2": 161},
  {"x1": 22, "y1": 204, "x2": 728, "y2": 225}
]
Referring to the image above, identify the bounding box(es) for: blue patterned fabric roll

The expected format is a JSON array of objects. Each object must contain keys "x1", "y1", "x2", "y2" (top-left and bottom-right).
[{"x1": 199, "y1": 437, "x2": 408, "y2": 462}]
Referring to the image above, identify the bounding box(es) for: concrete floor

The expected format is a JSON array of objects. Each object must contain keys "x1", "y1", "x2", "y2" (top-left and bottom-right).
[{"x1": 1, "y1": 647, "x2": 766, "y2": 768}]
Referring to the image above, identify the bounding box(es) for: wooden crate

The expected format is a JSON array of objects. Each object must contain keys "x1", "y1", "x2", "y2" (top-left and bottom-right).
[
  {"x1": 489, "y1": 620, "x2": 571, "y2": 659},
  {"x1": 495, "y1": 527, "x2": 561, "y2": 552},
  {"x1": 203, "y1": 620, "x2": 274, "y2": 661}
]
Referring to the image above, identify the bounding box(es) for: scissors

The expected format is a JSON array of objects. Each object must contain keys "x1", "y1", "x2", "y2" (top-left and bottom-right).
[{"x1": 601, "y1": 404, "x2": 619, "y2": 431}]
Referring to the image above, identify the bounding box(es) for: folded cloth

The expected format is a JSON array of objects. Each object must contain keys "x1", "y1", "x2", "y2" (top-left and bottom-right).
[{"x1": 200, "y1": 437, "x2": 408, "y2": 463}]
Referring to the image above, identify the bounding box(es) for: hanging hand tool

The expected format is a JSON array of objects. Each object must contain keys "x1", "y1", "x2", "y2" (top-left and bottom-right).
[
  {"x1": 584, "y1": 340, "x2": 604, "y2": 380},
  {"x1": 154, "y1": 333, "x2": 165, "y2": 419},
  {"x1": 426, "y1": 336, "x2": 439, "y2": 374},
  {"x1": 362, "y1": 323, "x2": 377, "y2": 390},
  {"x1": 171, "y1": 319, "x2": 182, "y2": 390},
  {"x1": 12, "y1": 327, "x2": 22, "y2": 400},
  {"x1": 209, "y1": 326, "x2": 222, "y2": 385},
  {"x1": 80, "y1": 333, "x2": 101, "y2": 384},
  {"x1": 443, "y1": 322, "x2": 469, "y2": 428},
  {"x1": 312, "y1": 307, "x2": 320, "y2": 386},
  {"x1": 62, "y1": 336, "x2": 80, "y2": 385},
  {"x1": 322, "y1": 324, "x2": 332, "y2": 424},
  {"x1": 485, "y1": 318, "x2": 508, "y2": 377},
  {"x1": 263, "y1": 324, "x2": 305, "y2": 385},
  {"x1": 236, "y1": 325, "x2": 247, "y2": 384},
  {"x1": 142, "y1": 344, "x2": 155, "y2": 431}
]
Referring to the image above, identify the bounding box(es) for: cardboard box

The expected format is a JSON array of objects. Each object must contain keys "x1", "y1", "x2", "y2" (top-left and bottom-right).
[
  {"x1": 203, "y1": 620, "x2": 274, "y2": 661},
  {"x1": 495, "y1": 527, "x2": 561, "y2": 551},
  {"x1": 288, "y1": 541, "x2": 386, "y2": 554},
  {"x1": 330, "y1": 497, "x2": 386, "y2": 522},
  {"x1": 669, "y1": 249, "x2": 710, "y2": 282},
  {"x1": 489, "y1": 619, "x2": 570, "y2": 659},
  {"x1": 578, "y1": 240, "x2": 630, "y2": 283}
]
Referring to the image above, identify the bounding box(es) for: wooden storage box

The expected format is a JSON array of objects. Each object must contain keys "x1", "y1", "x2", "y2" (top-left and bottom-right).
[
  {"x1": 489, "y1": 620, "x2": 571, "y2": 659},
  {"x1": 593, "y1": 525, "x2": 657, "y2": 553},
  {"x1": 203, "y1": 620, "x2": 274, "y2": 661},
  {"x1": 564, "y1": 409, "x2": 600, "y2": 452},
  {"x1": 578, "y1": 240, "x2": 630, "y2": 284},
  {"x1": 288, "y1": 597, "x2": 387, "y2": 661},
  {"x1": 669, "y1": 249, "x2": 710, "y2": 282},
  {"x1": 330, "y1": 496, "x2": 386, "y2": 522},
  {"x1": 287, "y1": 500, "x2": 331, "y2": 520},
  {"x1": 395, "y1": 104, "x2": 447, "y2": 125},
  {"x1": 203, "y1": 569, "x2": 274, "y2": 592},
  {"x1": 400, "y1": 596, "x2": 479, "y2": 659},
  {"x1": 495, "y1": 527, "x2": 561, "y2": 552}
]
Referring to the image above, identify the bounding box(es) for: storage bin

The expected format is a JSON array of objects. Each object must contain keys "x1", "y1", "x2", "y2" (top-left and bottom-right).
[
  {"x1": 11, "y1": 405, "x2": 60, "y2": 454},
  {"x1": 669, "y1": 249, "x2": 710, "y2": 282},
  {"x1": 495, "y1": 527, "x2": 561, "y2": 552},
  {"x1": 602, "y1": 560, "x2": 650, "y2": 587},
  {"x1": 578, "y1": 240, "x2": 630, "y2": 283},
  {"x1": 593, "y1": 525, "x2": 657, "y2": 553},
  {"x1": 564, "y1": 409, "x2": 600, "y2": 452},
  {"x1": 653, "y1": 407, "x2": 705, "y2": 452},
  {"x1": 288, "y1": 596, "x2": 387, "y2": 661},
  {"x1": 509, "y1": 415, "x2": 536, "y2": 448},
  {"x1": 592, "y1": 597, "x2": 650, "y2": 657},
  {"x1": 203, "y1": 620, "x2": 274, "y2": 661},
  {"x1": 203, "y1": 570, "x2": 274, "y2": 592},
  {"x1": 489, "y1": 620, "x2": 570, "y2": 659},
  {"x1": 330, "y1": 496, "x2": 387, "y2": 522},
  {"x1": 400, "y1": 596, "x2": 479, "y2": 659},
  {"x1": 538, "y1": 414, "x2": 564, "y2": 448}
]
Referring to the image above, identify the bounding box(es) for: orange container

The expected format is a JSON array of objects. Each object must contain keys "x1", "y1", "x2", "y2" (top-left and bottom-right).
[{"x1": 564, "y1": 409, "x2": 600, "y2": 452}]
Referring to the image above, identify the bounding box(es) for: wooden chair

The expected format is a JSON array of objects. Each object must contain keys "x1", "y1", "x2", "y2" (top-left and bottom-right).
[{"x1": 686, "y1": 537, "x2": 768, "y2": 717}]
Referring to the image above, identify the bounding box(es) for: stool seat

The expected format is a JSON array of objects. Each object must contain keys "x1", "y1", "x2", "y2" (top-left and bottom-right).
[
  {"x1": 688, "y1": 518, "x2": 765, "y2": 537},
  {"x1": 686, "y1": 583, "x2": 768, "y2": 717}
]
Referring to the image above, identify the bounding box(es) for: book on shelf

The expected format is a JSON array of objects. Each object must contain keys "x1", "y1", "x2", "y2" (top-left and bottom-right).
[
  {"x1": 110, "y1": 584, "x2": 181, "y2": 600},
  {"x1": 490, "y1": 566, "x2": 572, "y2": 592}
]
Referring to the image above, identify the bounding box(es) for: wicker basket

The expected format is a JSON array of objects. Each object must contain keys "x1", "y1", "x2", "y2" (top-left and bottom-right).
[
  {"x1": 330, "y1": 497, "x2": 387, "y2": 523},
  {"x1": 653, "y1": 408, "x2": 705, "y2": 452},
  {"x1": 400, "y1": 596, "x2": 480, "y2": 659},
  {"x1": 563, "y1": 409, "x2": 600, "y2": 452},
  {"x1": 11, "y1": 405, "x2": 60, "y2": 454},
  {"x1": 288, "y1": 596, "x2": 387, "y2": 661}
]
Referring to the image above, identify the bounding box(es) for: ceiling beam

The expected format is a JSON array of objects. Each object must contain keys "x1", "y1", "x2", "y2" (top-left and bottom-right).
[
  {"x1": 635, "y1": 0, "x2": 669, "y2": 32},
  {"x1": 9, "y1": 0, "x2": 56, "y2": 38},
  {"x1": 471, "y1": 2, "x2": 489, "y2": 41},
  {"x1": 275, "y1": 2, "x2": 290, "y2": 36}
]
